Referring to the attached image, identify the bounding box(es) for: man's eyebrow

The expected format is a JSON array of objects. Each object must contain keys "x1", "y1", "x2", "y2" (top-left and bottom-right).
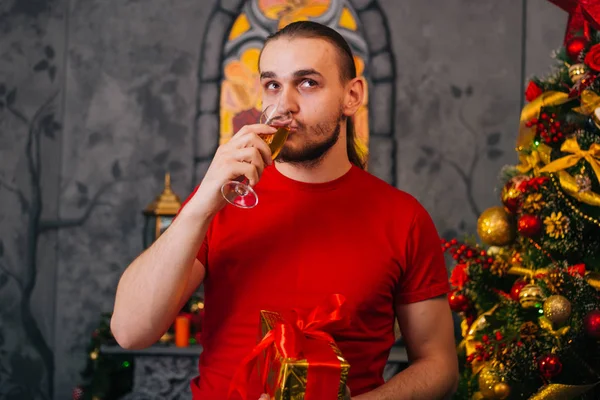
[
  {"x1": 260, "y1": 71, "x2": 276, "y2": 80},
  {"x1": 259, "y1": 69, "x2": 324, "y2": 80},
  {"x1": 293, "y1": 69, "x2": 323, "y2": 78}
]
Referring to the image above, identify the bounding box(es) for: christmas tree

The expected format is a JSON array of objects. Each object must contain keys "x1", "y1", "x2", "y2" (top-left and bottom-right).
[{"x1": 447, "y1": 2, "x2": 600, "y2": 399}]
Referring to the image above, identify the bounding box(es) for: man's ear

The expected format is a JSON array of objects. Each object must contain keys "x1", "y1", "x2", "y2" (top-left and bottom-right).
[{"x1": 343, "y1": 77, "x2": 365, "y2": 117}]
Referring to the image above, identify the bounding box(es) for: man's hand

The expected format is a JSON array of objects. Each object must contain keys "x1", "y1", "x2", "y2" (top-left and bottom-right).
[
  {"x1": 185, "y1": 124, "x2": 275, "y2": 218},
  {"x1": 258, "y1": 385, "x2": 351, "y2": 400}
]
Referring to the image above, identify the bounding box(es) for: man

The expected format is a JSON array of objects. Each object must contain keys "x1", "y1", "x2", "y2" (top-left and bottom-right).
[{"x1": 111, "y1": 21, "x2": 458, "y2": 400}]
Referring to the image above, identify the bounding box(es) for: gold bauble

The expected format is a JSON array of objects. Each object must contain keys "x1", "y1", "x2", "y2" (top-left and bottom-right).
[
  {"x1": 487, "y1": 246, "x2": 501, "y2": 255},
  {"x1": 478, "y1": 366, "x2": 501, "y2": 398},
  {"x1": 493, "y1": 382, "x2": 511, "y2": 399},
  {"x1": 90, "y1": 350, "x2": 99, "y2": 360},
  {"x1": 519, "y1": 284, "x2": 545, "y2": 309},
  {"x1": 477, "y1": 207, "x2": 516, "y2": 246},
  {"x1": 543, "y1": 295, "x2": 572, "y2": 325},
  {"x1": 569, "y1": 63, "x2": 586, "y2": 83}
]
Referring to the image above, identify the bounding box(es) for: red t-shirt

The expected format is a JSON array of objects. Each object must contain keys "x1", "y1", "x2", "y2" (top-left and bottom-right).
[{"x1": 180, "y1": 164, "x2": 449, "y2": 399}]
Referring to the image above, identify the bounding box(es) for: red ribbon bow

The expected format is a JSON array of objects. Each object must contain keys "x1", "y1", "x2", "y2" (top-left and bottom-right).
[
  {"x1": 548, "y1": 0, "x2": 600, "y2": 44},
  {"x1": 228, "y1": 294, "x2": 350, "y2": 400}
]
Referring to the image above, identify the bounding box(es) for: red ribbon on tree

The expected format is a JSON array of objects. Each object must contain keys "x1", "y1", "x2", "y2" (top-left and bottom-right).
[
  {"x1": 228, "y1": 294, "x2": 350, "y2": 400},
  {"x1": 548, "y1": 0, "x2": 600, "y2": 44}
]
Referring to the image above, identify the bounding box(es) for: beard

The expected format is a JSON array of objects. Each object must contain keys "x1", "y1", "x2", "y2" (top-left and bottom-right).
[{"x1": 276, "y1": 111, "x2": 344, "y2": 168}]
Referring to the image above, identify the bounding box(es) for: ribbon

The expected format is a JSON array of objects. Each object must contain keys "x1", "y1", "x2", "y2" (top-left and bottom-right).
[
  {"x1": 548, "y1": 0, "x2": 600, "y2": 45},
  {"x1": 518, "y1": 91, "x2": 571, "y2": 148},
  {"x1": 518, "y1": 150, "x2": 544, "y2": 175},
  {"x1": 573, "y1": 89, "x2": 600, "y2": 115},
  {"x1": 228, "y1": 294, "x2": 350, "y2": 400},
  {"x1": 528, "y1": 381, "x2": 599, "y2": 399},
  {"x1": 536, "y1": 143, "x2": 600, "y2": 205},
  {"x1": 507, "y1": 266, "x2": 600, "y2": 290},
  {"x1": 538, "y1": 316, "x2": 571, "y2": 339},
  {"x1": 462, "y1": 305, "x2": 500, "y2": 375},
  {"x1": 539, "y1": 138, "x2": 600, "y2": 184}
]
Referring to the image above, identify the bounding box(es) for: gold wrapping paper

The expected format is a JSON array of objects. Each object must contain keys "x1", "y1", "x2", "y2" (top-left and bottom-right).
[{"x1": 259, "y1": 310, "x2": 350, "y2": 400}]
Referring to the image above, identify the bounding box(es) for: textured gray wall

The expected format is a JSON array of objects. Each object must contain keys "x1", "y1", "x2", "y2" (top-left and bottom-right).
[{"x1": 0, "y1": 0, "x2": 567, "y2": 399}]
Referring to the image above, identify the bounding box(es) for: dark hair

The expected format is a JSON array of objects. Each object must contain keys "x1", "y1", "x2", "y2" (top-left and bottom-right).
[{"x1": 263, "y1": 21, "x2": 367, "y2": 170}]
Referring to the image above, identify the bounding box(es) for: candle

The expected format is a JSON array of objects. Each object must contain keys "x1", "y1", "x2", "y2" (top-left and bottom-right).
[{"x1": 175, "y1": 315, "x2": 190, "y2": 347}]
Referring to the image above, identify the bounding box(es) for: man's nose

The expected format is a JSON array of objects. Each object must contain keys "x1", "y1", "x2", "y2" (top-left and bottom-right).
[{"x1": 277, "y1": 87, "x2": 299, "y2": 114}]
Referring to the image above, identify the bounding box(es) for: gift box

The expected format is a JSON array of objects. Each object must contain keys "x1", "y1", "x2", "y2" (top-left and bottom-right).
[
  {"x1": 229, "y1": 294, "x2": 351, "y2": 400},
  {"x1": 258, "y1": 310, "x2": 350, "y2": 400}
]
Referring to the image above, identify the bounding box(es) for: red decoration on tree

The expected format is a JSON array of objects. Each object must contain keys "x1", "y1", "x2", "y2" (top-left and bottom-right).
[
  {"x1": 525, "y1": 113, "x2": 568, "y2": 144},
  {"x1": 585, "y1": 43, "x2": 600, "y2": 70},
  {"x1": 538, "y1": 354, "x2": 563, "y2": 380},
  {"x1": 566, "y1": 36, "x2": 589, "y2": 60},
  {"x1": 450, "y1": 263, "x2": 468, "y2": 289},
  {"x1": 72, "y1": 386, "x2": 84, "y2": 400},
  {"x1": 518, "y1": 214, "x2": 542, "y2": 237},
  {"x1": 448, "y1": 291, "x2": 469, "y2": 312},
  {"x1": 510, "y1": 279, "x2": 529, "y2": 302},
  {"x1": 502, "y1": 177, "x2": 527, "y2": 213},
  {"x1": 567, "y1": 263, "x2": 586, "y2": 276},
  {"x1": 518, "y1": 176, "x2": 550, "y2": 192},
  {"x1": 548, "y1": 0, "x2": 600, "y2": 45},
  {"x1": 525, "y1": 80, "x2": 544, "y2": 102},
  {"x1": 584, "y1": 310, "x2": 600, "y2": 338}
]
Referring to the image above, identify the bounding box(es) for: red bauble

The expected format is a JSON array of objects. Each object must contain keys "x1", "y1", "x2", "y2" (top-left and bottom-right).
[
  {"x1": 72, "y1": 387, "x2": 84, "y2": 400},
  {"x1": 518, "y1": 214, "x2": 542, "y2": 237},
  {"x1": 584, "y1": 310, "x2": 600, "y2": 338},
  {"x1": 510, "y1": 279, "x2": 529, "y2": 302},
  {"x1": 538, "y1": 354, "x2": 562, "y2": 380},
  {"x1": 566, "y1": 37, "x2": 588, "y2": 61},
  {"x1": 448, "y1": 291, "x2": 469, "y2": 312}
]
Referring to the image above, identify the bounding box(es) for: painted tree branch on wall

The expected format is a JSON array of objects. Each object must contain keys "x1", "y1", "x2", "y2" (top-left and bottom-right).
[{"x1": 0, "y1": 45, "x2": 122, "y2": 400}]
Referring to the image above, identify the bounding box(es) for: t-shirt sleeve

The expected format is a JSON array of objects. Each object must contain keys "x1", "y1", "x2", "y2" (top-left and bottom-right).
[
  {"x1": 175, "y1": 185, "x2": 209, "y2": 266},
  {"x1": 395, "y1": 202, "x2": 450, "y2": 305}
]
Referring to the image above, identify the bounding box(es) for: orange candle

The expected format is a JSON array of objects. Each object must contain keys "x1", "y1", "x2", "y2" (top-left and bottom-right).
[{"x1": 175, "y1": 316, "x2": 190, "y2": 347}]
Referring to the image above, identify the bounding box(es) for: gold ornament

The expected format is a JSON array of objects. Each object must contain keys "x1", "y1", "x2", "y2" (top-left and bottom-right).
[
  {"x1": 519, "y1": 284, "x2": 545, "y2": 308},
  {"x1": 520, "y1": 321, "x2": 539, "y2": 342},
  {"x1": 490, "y1": 258, "x2": 510, "y2": 277},
  {"x1": 543, "y1": 295, "x2": 572, "y2": 325},
  {"x1": 575, "y1": 173, "x2": 592, "y2": 192},
  {"x1": 477, "y1": 207, "x2": 516, "y2": 246},
  {"x1": 493, "y1": 382, "x2": 511, "y2": 399},
  {"x1": 190, "y1": 301, "x2": 204, "y2": 312},
  {"x1": 487, "y1": 246, "x2": 503, "y2": 256},
  {"x1": 90, "y1": 349, "x2": 99, "y2": 360},
  {"x1": 546, "y1": 270, "x2": 565, "y2": 293},
  {"x1": 159, "y1": 332, "x2": 174, "y2": 343},
  {"x1": 510, "y1": 251, "x2": 523, "y2": 265},
  {"x1": 569, "y1": 63, "x2": 587, "y2": 83},
  {"x1": 478, "y1": 366, "x2": 501, "y2": 399},
  {"x1": 544, "y1": 211, "x2": 570, "y2": 239},
  {"x1": 522, "y1": 193, "x2": 545, "y2": 213}
]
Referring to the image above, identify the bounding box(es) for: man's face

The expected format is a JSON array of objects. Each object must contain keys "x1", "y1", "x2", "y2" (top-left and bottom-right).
[{"x1": 259, "y1": 37, "x2": 347, "y2": 166}]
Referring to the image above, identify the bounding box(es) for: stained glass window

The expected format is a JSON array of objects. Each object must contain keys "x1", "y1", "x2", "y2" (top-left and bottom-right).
[{"x1": 220, "y1": 0, "x2": 370, "y2": 159}]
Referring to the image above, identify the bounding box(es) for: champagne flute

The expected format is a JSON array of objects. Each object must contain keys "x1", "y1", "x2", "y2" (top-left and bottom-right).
[{"x1": 220, "y1": 104, "x2": 292, "y2": 208}]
